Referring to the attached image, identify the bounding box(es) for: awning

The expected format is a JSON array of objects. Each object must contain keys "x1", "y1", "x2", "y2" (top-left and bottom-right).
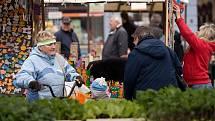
[{"x1": 44, "y1": 0, "x2": 165, "y2": 3}]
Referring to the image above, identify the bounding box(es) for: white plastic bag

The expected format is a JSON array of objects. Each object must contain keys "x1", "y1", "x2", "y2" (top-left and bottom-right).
[{"x1": 64, "y1": 82, "x2": 90, "y2": 97}]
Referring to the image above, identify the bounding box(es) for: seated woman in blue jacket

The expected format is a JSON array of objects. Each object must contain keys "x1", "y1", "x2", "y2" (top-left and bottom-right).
[
  {"x1": 14, "y1": 31, "x2": 83, "y2": 102},
  {"x1": 124, "y1": 26, "x2": 182, "y2": 100}
]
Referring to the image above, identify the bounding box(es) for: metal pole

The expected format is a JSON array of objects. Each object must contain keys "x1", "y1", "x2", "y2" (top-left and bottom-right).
[
  {"x1": 213, "y1": 0, "x2": 215, "y2": 23},
  {"x1": 165, "y1": 0, "x2": 169, "y2": 46},
  {"x1": 41, "y1": 0, "x2": 45, "y2": 30},
  {"x1": 87, "y1": 3, "x2": 90, "y2": 53}
]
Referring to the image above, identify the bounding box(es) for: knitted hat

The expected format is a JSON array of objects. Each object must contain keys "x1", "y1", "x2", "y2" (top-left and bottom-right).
[{"x1": 91, "y1": 77, "x2": 107, "y2": 91}]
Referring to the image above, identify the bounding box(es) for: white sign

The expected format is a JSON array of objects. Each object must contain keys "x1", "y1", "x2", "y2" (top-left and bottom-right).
[
  {"x1": 131, "y1": 3, "x2": 147, "y2": 10},
  {"x1": 44, "y1": 0, "x2": 73, "y2": 3},
  {"x1": 45, "y1": 0, "x2": 165, "y2": 3},
  {"x1": 89, "y1": 3, "x2": 104, "y2": 13},
  {"x1": 48, "y1": 11, "x2": 62, "y2": 19}
]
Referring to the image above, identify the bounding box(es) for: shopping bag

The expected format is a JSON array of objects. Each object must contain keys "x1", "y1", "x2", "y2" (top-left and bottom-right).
[{"x1": 64, "y1": 81, "x2": 90, "y2": 96}]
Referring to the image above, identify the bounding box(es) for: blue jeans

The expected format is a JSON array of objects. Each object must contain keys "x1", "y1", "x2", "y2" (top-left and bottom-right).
[{"x1": 190, "y1": 83, "x2": 213, "y2": 89}]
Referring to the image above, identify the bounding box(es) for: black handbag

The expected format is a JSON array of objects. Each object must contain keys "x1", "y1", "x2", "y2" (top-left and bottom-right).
[
  {"x1": 167, "y1": 47, "x2": 188, "y2": 91},
  {"x1": 175, "y1": 71, "x2": 188, "y2": 91}
]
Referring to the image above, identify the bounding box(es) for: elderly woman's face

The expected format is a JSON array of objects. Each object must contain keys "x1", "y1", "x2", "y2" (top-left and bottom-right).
[{"x1": 40, "y1": 43, "x2": 56, "y2": 56}]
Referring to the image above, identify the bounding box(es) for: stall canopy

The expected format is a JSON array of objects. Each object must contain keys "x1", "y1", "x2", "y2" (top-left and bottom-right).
[
  {"x1": 44, "y1": 0, "x2": 165, "y2": 3},
  {"x1": 44, "y1": 0, "x2": 165, "y2": 12},
  {"x1": 44, "y1": 0, "x2": 190, "y2": 3}
]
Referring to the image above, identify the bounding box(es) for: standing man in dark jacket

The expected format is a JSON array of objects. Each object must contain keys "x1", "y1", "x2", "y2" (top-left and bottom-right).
[
  {"x1": 54, "y1": 17, "x2": 81, "y2": 59},
  {"x1": 102, "y1": 15, "x2": 128, "y2": 59},
  {"x1": 124, "y1": 26, "x2": 182, "y2": 100}
]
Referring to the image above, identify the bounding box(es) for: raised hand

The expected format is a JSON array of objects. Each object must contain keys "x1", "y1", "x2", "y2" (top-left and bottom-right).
[
  {"x1": 75, "y1": 76, "x2": 83, "y2": 87},
  {"x1": 173, "y1": 3, "x2": 181, "y2": 19}
]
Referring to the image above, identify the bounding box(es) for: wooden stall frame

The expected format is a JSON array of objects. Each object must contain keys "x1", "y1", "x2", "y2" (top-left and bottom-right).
[{"x1": 42, "y1": 0, "x2": 175, "y2": 48}]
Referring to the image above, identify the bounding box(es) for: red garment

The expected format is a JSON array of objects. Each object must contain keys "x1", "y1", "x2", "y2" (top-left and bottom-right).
[{"x1": 176, "y1": 18, "x2": 215, "y2": 85}]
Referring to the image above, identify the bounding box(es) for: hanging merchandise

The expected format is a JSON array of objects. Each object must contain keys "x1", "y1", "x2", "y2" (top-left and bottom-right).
[
  {"x1": 0, "y1": 0, "x2": 32, "y2": 94},
  {"x1": 167, "y1": 0, "x2": 174, "y2": 48}
]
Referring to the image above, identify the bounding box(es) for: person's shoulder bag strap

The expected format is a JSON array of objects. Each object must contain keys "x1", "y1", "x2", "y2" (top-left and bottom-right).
[
  {"x1": 166, "y1": 47, "x2": 188, "y2": 91},
  {"x1": 55, "y1": 53, "x2": 67, "y2": 97}
]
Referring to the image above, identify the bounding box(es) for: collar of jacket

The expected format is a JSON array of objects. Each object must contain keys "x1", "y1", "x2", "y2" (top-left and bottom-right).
[
  {"x1": 137, "y1": 35, "x2": 155, "y2": 45},
  {"x1": 109, "y1": 25, "x2": 122, "y2": 35},
  {"x1": 116, "y1": 24, "x2": 122, "y2": 28},
  {"x1": 61, "y1": 28, "x2": 74, "y2": 33}
]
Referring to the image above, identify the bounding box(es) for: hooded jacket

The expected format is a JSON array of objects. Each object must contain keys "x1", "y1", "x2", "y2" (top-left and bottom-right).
[
  {"x1": 124, "y1": 36, "x2": 180, "y2": 100},
  {"x1": 14, "y1": 47, "x2": 80, "y2": 101}
]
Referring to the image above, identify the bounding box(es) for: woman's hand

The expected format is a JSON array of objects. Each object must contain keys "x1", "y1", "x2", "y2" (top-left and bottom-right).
[
  {"x1": 29, "y1": 81, "x2": 41, "y2": 91},
  {"x1": 173, "y1": 3, "x2": 181, "y2": 20},
  {"x1": 75, "y1": 76, "x2": 83, "y2": 87}
]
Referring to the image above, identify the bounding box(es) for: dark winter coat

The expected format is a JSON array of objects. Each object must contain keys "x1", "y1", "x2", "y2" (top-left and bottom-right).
[
  {"x1": 174, "y1": 31, "x2": 184, "y2": 63},
  {"x1": 54, "y1": 29, "x2": 81, "y2": 59},
  {"x1": 124, "y1": 36, "x2": 181, "y2": 100},
  {"x1": 122, "y1": 21, "x2": 137, "y2": 51},
  {"x1": 102, "y1": 26, "x2": 128, "y2": 59}
]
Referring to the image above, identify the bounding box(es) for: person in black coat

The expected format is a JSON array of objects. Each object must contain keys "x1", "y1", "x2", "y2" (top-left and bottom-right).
[
  {"x1": 121, "y1": 12, "x2": 137, "y2": 51},
  {"x1": 124, "y1": 26, "x2": 182, "y2": 100},
  {"x1": 174, "y1": 31, "x2": 184, "y2": 63}
]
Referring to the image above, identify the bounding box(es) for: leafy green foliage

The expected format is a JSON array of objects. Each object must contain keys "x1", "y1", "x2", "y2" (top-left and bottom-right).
[
  {"x1": 0, "y1": 96, "x2": 54, "y2": 121},
  {"x1": 136, "y1": 87, "x2": 215, "y2": 121},
  {"x1": 43, "y1": 99, "x2": 84, "y2": 120},
  {"x1": 83, "y1": 99, "x2": 141, "y2": 120},
  {"x1": 0, "y1": 96, "x2": 139, "y2": 120},
  {"x1": 2, "y1": 87, "x2": 215, "y2": 121}
]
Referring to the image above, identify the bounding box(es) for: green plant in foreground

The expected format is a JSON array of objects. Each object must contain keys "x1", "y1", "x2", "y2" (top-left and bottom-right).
[
  {"x1": 2, "y1": 87, "x2": 215, "y2": 121},
  {"x1": 83, "y1": 99, "x2": 141, "y2": 120},
  {"x1": 136, "y1": 87, "x2": 215, "y2": 121},
  {"x1": 0, "y1": 96, "x2": 54, "y2": 121}
]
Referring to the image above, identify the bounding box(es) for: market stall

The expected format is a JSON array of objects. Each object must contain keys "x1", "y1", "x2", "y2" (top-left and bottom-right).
[
  {"x1": 0, "y1": 0, "x2": 188, "y2": 97},
  {"x1": 0, "y1": 0, "x2": 52, "y2": 94},
  {"x1": 43, "y1": 0, "x2": 177, "y2": 99},
  {"x1": 54, "y1": 0, "x2": 175, "y2": 99}
]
